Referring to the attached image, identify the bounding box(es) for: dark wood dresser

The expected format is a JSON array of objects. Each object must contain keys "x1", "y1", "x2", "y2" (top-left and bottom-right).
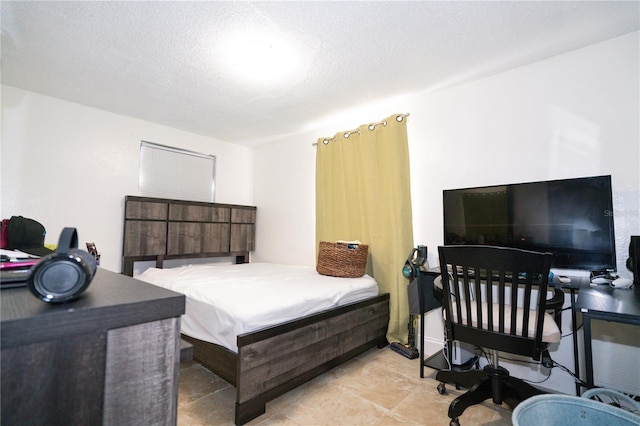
[{"x1": 1, "y1": 268, "x2": 185, "y2": 426}]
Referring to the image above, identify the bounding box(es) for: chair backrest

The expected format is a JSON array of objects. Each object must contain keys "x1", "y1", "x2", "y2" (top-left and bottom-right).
[{"x1": 438, "y1": 245, "x2": 553, "y2": 361}]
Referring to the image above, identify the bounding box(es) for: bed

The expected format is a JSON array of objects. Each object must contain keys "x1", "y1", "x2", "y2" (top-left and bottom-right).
[{"x1": 121, "y1": 196, "x2": 390, "y2": 425}]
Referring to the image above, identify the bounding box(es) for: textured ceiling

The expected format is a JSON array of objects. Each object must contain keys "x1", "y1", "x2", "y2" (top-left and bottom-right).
[{"x1": 1, "y1": 1, "x2": 638, "y2": 147}]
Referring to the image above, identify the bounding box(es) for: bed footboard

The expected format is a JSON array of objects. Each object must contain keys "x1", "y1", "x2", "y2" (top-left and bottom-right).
[
  {"x1": 183, "y1": 294, "x2": 389, "y2": 425},
  {"x1": 235, "y1": 293, "x2": 389, "y2": 425}
]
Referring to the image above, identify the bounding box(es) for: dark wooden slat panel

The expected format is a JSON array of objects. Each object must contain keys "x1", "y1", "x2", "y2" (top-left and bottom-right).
[
  {"x1": 235, "y1": 338, "x2": 386, "y2": 426},
  {"x1": 1, "y1": 332, "x2": 106, "y2": 426},
  {"x1": 239, "y1": 299, "x2": 389, "y2": 370},
  {"x1": 239, "y1": 318, "x2": 388, "y2": 403},
  {"x1": 239, "y1": 315, "x2": 388, "y2": 401},
  {"x1": 168, "y1": 222, "x2": 231, "y2": 255},
  {"x1": 231, "y1": 224, "x2": 255, "y2": 252},
  {"x1": 103, "y1": 318, "x2": 180, "y2": 426},
  {"x1": 231, "y1": 208, "x2": 256, "y2": 223},
  {"x1": 202, "y1": 223, "x2": 231, "y2": 253},
  {"x1": 168, "y1": 222, "x2": 201, "y2": 254},
  {"x1": 169, "y1": 204, "x2": 230, "y2": 222},
  {"x1": 125, "y1": 200, "x2": 168, "y2": 220},
  {"x1": 238, "y1": 294, "x2": 389, "y2": 346},
  {"x1": 126, "y1": 195, "x2": 249, "y2": 210},
  {"x1": 123, "y1": 221, "x2": 167, "y2": 256},
  {"x1": 237, "y1": 298, "x2": 389, "y2": 402}
]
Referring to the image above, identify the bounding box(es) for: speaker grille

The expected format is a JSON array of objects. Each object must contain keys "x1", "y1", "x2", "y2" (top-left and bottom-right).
[
  {"x1": 29, "y1": 256, "x2": 91, "y2": 303},
  {"x1": 35, "y1": 261, "x2": 83, "y2": 295}
]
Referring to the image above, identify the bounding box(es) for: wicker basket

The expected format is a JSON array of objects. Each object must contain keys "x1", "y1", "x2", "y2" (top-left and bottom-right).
[{"x1": 316, "y1": 241, "x2": 369, "y2": 278}]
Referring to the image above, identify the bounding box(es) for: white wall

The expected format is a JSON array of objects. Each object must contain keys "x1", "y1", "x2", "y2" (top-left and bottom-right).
[
  {"x1": 253, "y1": 32, "x2": 640, "y2": 395},
  {"x1": 1, "y1": 87, "x2": 255, "y2": 272}
]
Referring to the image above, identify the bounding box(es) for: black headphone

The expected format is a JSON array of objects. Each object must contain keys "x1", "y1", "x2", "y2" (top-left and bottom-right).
[
  {"x1": 28, "y1": 227, "x2": 97, "y2": 303},
  {"x1": 402, "y1": 245, "x2": 428, "y2": 280}
]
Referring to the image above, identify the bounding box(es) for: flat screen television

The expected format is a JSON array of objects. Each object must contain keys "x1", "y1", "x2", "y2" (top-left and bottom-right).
[{"x1": 443, "y1": 175, "x2": 616, "y2": 272}]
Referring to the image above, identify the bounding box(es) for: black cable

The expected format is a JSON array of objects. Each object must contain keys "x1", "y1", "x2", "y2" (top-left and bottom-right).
[
  {"x1": 561, "y1": 321, "x2": 583, "y2": 338},
  {"x1": 525, "y1": 369, "x2": 553, "y2": 385},
  {"x1": 493, "y1": 353, "x2": 588, "y2": 387},
  {"x1": 468, "y1": 346, "x2": 592, "y2": 389},
  {"x1": 495, "y1": 353, "x2": 553, "y2": 384},
  {"x1": 476, "y1": 347, "x2": 491, "y2": 365},
  {"x1": 551, "y1": 360, "x2": 588, "y2": 388}
]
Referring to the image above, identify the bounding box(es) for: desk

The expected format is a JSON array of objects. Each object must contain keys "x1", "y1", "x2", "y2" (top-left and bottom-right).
[
  {"x1": 574, "y1": 285, "x2": 640, "y2": 390},
  {"x1": 414, "y1": 269, "x2": 443, "y2": 378}
]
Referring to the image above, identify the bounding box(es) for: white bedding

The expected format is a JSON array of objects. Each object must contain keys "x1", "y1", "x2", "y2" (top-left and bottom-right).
[{"x1": 135, "y1": 262, "x2": 379, "y2": 352}]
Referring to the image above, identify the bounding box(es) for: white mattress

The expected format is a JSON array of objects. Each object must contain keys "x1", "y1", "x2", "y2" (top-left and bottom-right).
[{"x1": 135, "y1": 262, "x2": 379, "y2": 352}]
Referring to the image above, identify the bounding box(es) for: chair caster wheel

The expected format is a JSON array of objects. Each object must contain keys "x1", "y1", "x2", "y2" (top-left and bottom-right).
[
  {"x1": 449, "y1": 418, "x2": 460, "y2": 426},
  {"x1": 437, "y1": 382, "x2": 447, "y2": 395}
]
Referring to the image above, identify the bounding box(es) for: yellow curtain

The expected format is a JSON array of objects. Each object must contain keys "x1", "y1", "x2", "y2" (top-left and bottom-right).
[{"x1": 315, "y1": 113, "x2": 414, "y2": 344}]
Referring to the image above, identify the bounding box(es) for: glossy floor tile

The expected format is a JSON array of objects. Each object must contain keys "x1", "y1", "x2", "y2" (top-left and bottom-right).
[{"x1": 177, "y1": 347, "x2": 513, "y2": 425}]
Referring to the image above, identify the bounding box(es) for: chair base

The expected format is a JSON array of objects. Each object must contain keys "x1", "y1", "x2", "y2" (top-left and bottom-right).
[{"x1": 436, "y1": 365, "x2": 546, "y2": 425}]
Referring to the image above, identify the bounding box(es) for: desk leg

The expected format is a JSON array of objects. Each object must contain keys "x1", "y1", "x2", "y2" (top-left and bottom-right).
[
  {"x1": 420, "y1": 313, "x2": 425, "y2": 378},
  {"x1": 583, "y1": 313, "x2": 595, "y2": 389},
  {"x1": 570, "y1": 289, "x2": 581, "y2": 396}
]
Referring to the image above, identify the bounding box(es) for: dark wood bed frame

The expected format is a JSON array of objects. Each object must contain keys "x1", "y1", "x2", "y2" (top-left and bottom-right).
[{"x1": 121, "y1": 196, "x2": 390, "y2": 425}]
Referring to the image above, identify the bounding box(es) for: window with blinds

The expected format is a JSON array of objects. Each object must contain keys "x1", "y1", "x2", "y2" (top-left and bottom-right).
[{"x1": 139, "y1": 141, "x2": 216, "y2": 202}]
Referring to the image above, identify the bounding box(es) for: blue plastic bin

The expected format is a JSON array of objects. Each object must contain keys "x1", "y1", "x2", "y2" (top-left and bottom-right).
[{"x1": 512, "y1": 389, "x2": 640, "y2": 426}]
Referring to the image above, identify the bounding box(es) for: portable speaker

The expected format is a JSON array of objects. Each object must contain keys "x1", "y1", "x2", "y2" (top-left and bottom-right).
[
  {"x1": 28, "y1": 227, "x2": 97, "y2": 303},
  {"x1": 627, "y1": 236, "x2": 640, "y2": 285}
]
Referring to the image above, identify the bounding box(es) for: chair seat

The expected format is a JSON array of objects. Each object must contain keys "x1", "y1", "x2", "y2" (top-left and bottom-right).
[{"x1": 450, "y1": 301, "x2": 561, "y2": 343}]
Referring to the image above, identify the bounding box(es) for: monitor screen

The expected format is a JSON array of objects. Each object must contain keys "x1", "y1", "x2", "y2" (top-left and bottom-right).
[{"x1": 443, "y1": 175, "x2": 616, "y2": 271}]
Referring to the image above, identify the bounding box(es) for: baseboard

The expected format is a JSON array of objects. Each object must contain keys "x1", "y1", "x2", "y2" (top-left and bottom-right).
[{"x1": 421, "y1": 337, "x2": 445, "y2": 357}]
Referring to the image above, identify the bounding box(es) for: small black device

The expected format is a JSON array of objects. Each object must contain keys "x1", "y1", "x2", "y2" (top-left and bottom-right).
[
  {"x1": 28, "y1": 227, "x2": 97, "y2": 303},
  {"x1": 627, "y1": 236, "x2": 640, "y2": 285}
]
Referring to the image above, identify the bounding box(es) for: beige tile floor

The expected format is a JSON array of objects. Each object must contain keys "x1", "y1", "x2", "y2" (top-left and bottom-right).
[{"x1": 177, "y1": 347, "x2": 513, "y2": 425}]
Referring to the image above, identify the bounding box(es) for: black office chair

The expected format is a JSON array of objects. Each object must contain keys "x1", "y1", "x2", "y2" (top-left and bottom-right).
[{"x1": 435, "y1": 245, "x2": 564, "y2": 426}]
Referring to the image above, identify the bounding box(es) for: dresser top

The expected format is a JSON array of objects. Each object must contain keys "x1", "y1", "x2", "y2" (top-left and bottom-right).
[{"x1": 1, "y1": 268, "x2": 185, "y2": 348}]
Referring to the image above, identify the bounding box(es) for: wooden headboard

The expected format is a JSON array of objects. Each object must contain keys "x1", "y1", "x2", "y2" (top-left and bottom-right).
[{"x1": 122, "y1": 196, "x2": 256, "y2": 276}]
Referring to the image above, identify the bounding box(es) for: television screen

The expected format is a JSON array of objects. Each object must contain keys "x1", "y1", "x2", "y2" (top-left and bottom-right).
[{"x1": 443, "y1": 175, "x2": 616, "y2": 271}]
